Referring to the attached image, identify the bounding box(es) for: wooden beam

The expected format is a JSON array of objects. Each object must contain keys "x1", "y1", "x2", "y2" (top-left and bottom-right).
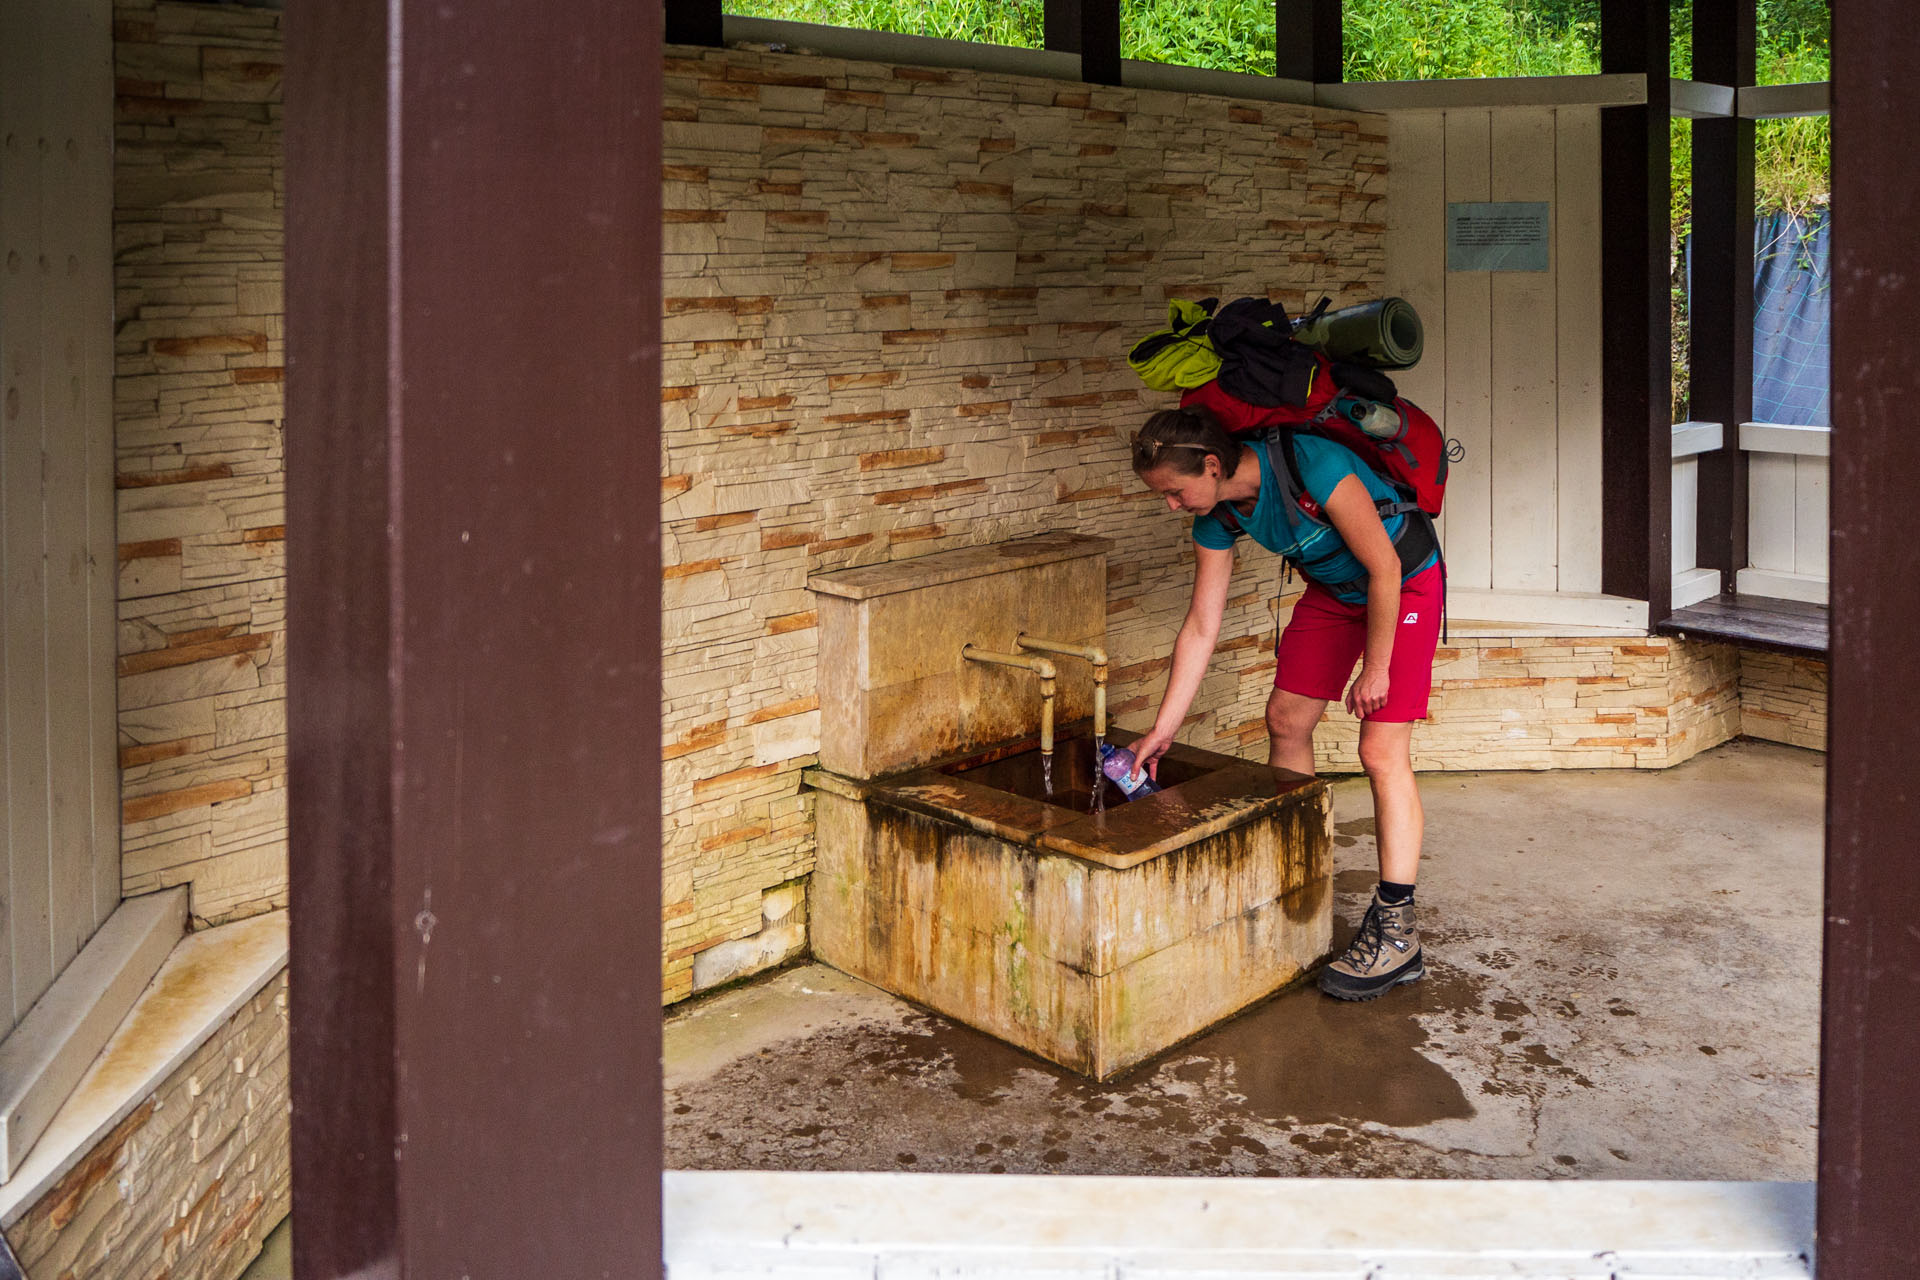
[
  {"x1": 284, "y1": 0, "x2": 664, "y2": 1275},
  {"x1": 665, "y1": 0, "x2": 723, "y2": 47},
  {"x1": 1043, "y1": 0, "x2": 1081, "y2": 53},
  {"x1": 1688, "y1": 0, "x2": 1755, "y2": 590},
  {"x1": 1738, "y1": 81, "x2": 1828, "y2": 118},
  {"x1": 1044, "y1": 0, "x2": 1120, "y2": 85},
  {"x1": 1821, "y1": 0, "x2": 1920, "y2": 1272},
  {"x1": 1599, "y1": 0, "x2": 1672, "y2": 621},
  {"x1": 1315, "y1": 72, "x2": 1643, "y2": 112},
  {"x1": 1275, "y1": 0, "x2": 1341, "y2": 84}
]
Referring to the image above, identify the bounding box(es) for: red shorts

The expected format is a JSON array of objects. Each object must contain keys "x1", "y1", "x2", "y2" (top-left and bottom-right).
[{"x1": 1274, "y1": 562, "x2": 1444, "y2": 722}]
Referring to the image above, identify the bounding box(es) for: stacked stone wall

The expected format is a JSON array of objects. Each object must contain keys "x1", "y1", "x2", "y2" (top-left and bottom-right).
[
  {"x1": 1296, "y1": 631, "x2": 1745, "y2": 773},
  {"x1": 658, "y1": 44, "x2": 1388, "y2": 1002},
  {"x1": 8, "y1": 970, "x2": 289, "y2": 1280},
  {"x1": 112, "y1": 0, "x2": 286, "y2": 926},
  {"x1": 1739, "y1": 650, "x2": 1828, "y2": 751}
]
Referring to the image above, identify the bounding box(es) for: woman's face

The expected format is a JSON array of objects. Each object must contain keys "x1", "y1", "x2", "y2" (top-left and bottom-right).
[{"x1": 1140, "y1": 456, "x2": 1221, "y2": 515}]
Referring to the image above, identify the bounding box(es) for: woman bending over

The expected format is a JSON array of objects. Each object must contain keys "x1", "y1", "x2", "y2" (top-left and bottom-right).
[{"x1": 1124, "y1": 406, "x2": 1444, "y2": 1001}]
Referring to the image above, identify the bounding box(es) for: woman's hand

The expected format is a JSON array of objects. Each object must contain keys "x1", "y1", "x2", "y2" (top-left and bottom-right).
[
  {"x1": 1344, "y1": 662, "x2": 1391, "y2": 719},
  {"x1": 1129, "y1": 724, "x2": 1177, "y2": 782}
]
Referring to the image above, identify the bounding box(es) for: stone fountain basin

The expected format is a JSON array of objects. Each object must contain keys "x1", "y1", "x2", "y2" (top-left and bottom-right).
[{"x1": 805, "y1": 727, "x2": 1332, "y2": 1080}]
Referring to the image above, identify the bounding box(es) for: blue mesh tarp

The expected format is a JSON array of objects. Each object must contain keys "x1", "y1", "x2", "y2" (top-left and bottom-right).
[{"x1": 1752, "y1": 210, "x2": 1830, "y2": 426}]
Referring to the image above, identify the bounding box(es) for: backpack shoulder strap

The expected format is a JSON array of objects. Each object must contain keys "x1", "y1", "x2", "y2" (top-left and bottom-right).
[
  {"x1": 1211, "y1": 430, "x2": 1348, "y2": 539},
  {"x1": 1267, "y1": 429, "x2": 1309, "y2": 504}
]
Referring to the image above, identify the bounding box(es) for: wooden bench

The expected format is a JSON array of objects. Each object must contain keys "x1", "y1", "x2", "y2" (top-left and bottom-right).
[{"x1": 1654, "y1": 592, "x2": 1828, "y2": 658}]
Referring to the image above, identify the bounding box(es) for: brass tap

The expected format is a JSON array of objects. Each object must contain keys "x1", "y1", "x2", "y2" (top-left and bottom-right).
[
  {"x1": 1017, "y1": 634, "x2": 1109, "y2": 740},
  {"x1": 961, "y1": 645, "x2": 1057, "y2": 755}
]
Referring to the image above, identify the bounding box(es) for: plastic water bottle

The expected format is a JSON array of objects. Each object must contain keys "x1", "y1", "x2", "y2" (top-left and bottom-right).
[
  {"x1": 1340, "y1": 396, "x2": 1403, "y2": 441},
  {"x1": 1099, "y1": 742, "x2": 1162, "y2": 800}
]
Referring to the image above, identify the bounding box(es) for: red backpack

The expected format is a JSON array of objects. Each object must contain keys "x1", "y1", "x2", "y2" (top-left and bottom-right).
[{"x1": 1179, "y1": 352, "x2": 1453, "y2": 517}]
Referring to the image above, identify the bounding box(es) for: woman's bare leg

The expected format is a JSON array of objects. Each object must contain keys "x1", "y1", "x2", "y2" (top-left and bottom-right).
[
  {"x1": 1357, "y1": 718, "x2": 1422, "y2": 884},
  {"x1": 1265, "y1": 686, "x2": 1327, "y2": 774}
]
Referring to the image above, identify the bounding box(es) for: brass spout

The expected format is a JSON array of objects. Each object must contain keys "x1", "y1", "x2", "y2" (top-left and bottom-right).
[
  {"x1": 1017, "y1": 634, "x2": 1109, "y2": 741},
  {"x1": 961, "y1": 646, "x2": 1057, "y2": 755}
]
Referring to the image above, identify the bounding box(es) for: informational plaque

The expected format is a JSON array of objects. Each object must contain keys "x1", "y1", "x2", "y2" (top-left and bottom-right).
[{"x1": 1446, "y1": 201, "x2": 1551, "y2": 272}]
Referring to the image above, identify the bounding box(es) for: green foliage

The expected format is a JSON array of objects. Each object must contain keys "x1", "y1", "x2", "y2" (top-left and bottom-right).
[
  {"x1": 1756, "y1": 116, "x2": 1829, "y2": 218},
  {"x1": 1757, "y1": 0, "x2": 1830, "y2": 83},
  {"x1": 1342, "y1": 0, "x2": 1598, "y2": 81},
  {"x1": 1121, "y1": 0, "x2": 1276, "y2": 77},
  {"x1": 724, "y1": 0, "x2": 1045, "y2": 47},
  {"x1": 1753, "y1": 33, "x2": 1831, "y2": 217}
]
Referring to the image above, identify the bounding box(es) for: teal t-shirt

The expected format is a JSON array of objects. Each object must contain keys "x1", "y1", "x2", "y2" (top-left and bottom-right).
[{"x1": 1191, "y1": 434, "x2": 1438, "y2": 603}]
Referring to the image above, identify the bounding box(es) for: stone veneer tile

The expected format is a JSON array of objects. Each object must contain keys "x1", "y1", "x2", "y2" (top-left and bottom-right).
[
  {"x1": 114, "y1": 1, "x2": 286, "y2": 929},
  {"x1": 7, "y1": 970, "x2": 288, "y2": 1280}
]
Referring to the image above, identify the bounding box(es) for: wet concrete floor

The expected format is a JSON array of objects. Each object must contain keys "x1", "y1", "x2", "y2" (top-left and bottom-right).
[{"x1": 666, "y1": 739, "x2": 1822, "y2": 1180}]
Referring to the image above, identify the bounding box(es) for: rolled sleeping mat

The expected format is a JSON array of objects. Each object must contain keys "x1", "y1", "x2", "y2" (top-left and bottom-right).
[{"x1": 1291, "y1": 296, "x2": 1424, "y2": 370}]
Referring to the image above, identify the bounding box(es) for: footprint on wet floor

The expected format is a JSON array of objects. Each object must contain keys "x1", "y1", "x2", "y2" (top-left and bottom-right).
[{"x1": 1476, "y1": 947, "x2": 1518, "y2": 970}]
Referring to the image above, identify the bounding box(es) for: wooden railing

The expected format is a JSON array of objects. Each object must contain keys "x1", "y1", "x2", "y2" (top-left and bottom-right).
[
  {"x1": 1738, "y1": 423, "x2": 1830, "y2": 604},
  {"x1": 1669, "y1": 421, "x2": 1830, "y2": 608},
  {"x1": 1670, "y1": 421, "x2": 1725, "y2": 608}
]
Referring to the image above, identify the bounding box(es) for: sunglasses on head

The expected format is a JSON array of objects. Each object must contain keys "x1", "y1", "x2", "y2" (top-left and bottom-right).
[{"x1": 1128, "y1": 433, "x2": 1211, "y2": 456}]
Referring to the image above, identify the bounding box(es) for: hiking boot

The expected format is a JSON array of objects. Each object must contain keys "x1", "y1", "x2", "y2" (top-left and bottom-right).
[{"x1": 1318, "y1": 888, "x2": 1424, "y2": 1001}]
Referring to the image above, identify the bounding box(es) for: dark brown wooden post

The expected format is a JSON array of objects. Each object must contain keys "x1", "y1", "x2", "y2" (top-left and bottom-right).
[
  {"x1": 284, "y1": 0, "x2": 664, "y2": 1274},
  {"x1": 1820, "y1": 0, "x2": 1920, "y2": 1272},
  {"x1": 1690, "y1": 0, "x2": 1756, "y2": 590},
  {"x1": 1275, "y1": 0, "x2": 1342, "y2": 84},
  {"x1": 1600, "y1": 0, "x2": 1673, "y2": 621},
  {"x1": 666, "y1": 0, "x2": 724, "y2": 48},
  {"x1": 1044, "y1": 0, "x2": 1122, "y2": 86}
]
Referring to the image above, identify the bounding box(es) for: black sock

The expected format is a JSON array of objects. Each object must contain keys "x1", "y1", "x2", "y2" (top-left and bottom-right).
[{"x1": 1377, "y1": 879, "x2": 1416, "y2": 905}]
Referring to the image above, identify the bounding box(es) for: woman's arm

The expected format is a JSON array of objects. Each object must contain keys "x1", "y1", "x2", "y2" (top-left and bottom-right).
[
  {"x1": 1321, "y1": 473, "x2": 1403, "y2": 719},
  {"x1": 1129, "y1": 541, "x2": 1235, "y2": 778}
]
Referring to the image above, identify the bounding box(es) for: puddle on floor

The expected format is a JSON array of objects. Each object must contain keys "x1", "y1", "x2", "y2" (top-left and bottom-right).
[
  {"x1": 876, "y1": 954, "x2": 1480, "y2": 1132},
  {"x1": 668, "y1": 945, "x2": 1489, "y2": 1179}
]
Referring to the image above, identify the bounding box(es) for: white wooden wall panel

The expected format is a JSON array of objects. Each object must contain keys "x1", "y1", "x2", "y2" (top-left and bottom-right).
[
  {"x1": 1488, "y1": 110, "x2": 1560, "y2": 591},
  {"x1": 78, "y1": 3, "x2": 117, "y2": 926},
  {"x1": 0, "y1": 0, "x2": 117, "y2": 1037},
  {"x1": 2, "y1": 0, "x2": 57, "y2": 1025},
  {"x1": 1388, "y1": 107, "x2": 1608, "y2": 607},
  {"x1": 1441, "y1": 111, "x2": 1494, "y2": 590},
  {"x1": 1386, "y1": 115, "x2": 1448, "y2": 549},
  {"x1": 1553, "y1": 108, "x2": 1604, "y2": 592},
  {"x1": 1747, "y1": 451, "x2": 1798, "y2": 572},
  {"x1": 43, "y1": 0, "x2": 112, "y2": 967},
  {"x1": 1793, "y1": 454, "x2": 1828, "y2": 578}
]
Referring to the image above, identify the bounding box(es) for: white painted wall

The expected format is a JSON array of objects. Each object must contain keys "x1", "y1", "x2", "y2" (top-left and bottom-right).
[{"x1": 1387, "y1": 107, "x2": 1611, "y2": 621}]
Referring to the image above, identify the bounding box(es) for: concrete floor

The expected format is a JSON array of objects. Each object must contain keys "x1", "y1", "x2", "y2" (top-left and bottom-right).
[{"x1": 666, "y1": 739, "x2": 1823, "y2": 1181}]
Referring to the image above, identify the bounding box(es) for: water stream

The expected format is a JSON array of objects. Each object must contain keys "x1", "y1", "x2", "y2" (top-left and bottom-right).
[{"x1": 1090, "y1": 734, "x2": 1106, "y2": 814}]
